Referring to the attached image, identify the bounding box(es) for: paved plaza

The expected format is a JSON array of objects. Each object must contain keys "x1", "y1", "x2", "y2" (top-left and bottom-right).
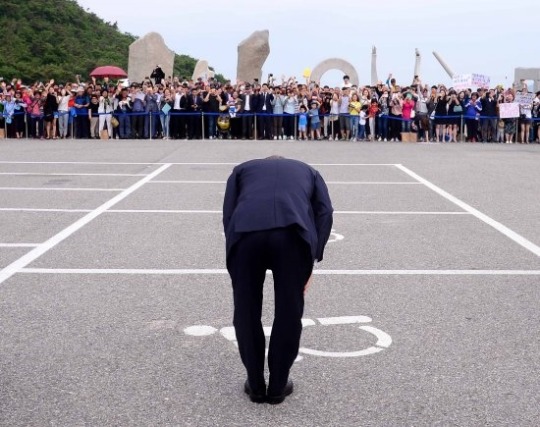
[{"x1": 0, "y1": 139, "x2": 539, "y2": 426}]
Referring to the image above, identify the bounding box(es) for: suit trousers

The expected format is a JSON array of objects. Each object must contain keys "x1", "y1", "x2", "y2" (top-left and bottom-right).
[
  {"x1": 227, "y1": 226, "x2": 313, "y2": 394},
  {"x1": 257, "y1": 113, "x2": 272, "y2": 139}
]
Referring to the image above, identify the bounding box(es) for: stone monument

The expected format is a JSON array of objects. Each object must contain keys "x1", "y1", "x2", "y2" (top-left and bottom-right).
[
  {"x1": 237, "y1": 30, "x2": 270, "y2": 83},
  {"x1": 310, "y1": 58, "x2": 359, "y2": 86},
  {"x1": 514, "y1": 68, "x2": 540, "y2": 92},
  {"x1": 432, "y1": 51, "x2": 455, "y2": 78},
  {"x1": 128, "y1": 32, "x2": 175, "y2": 84},
  {"x1": 414, "y1": 48, "x2": 421, "y2": 80},
  {"x1": 192, "y1": 60, "x2": 215, "y2": 82},
  {"x1": 371, "y1": 46, "x2": 378, "y2": 85}
]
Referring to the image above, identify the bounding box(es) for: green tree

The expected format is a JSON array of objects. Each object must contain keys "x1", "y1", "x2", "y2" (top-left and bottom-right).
[{"x1": 0, "y1": 0, "x2": 224, "y2": 83}]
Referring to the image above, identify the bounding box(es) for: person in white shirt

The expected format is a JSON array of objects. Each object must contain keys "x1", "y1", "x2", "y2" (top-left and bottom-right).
[
  {"x1": 56, "y1": 87, "x2": 71, "y2": 139},
  {"x1": 98, "y1": 90, "x2": 114, "y2": 139}
]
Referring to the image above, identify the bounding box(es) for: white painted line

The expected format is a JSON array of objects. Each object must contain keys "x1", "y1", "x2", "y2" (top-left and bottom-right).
[
  {"x1": 0, "y1": 187, "x2": 124, "y2": 192},
  {"x1": 299, "y1": 345, "x2": 383, "y2": 358},
  {"x1": 0, "y1": 161, "x2": 157, "y2": 165},
  {"x1": 396, "y1": 164, "x2": 540, "y2": 258},
  {"x1": 104, "y1": 210, "x2": 469, "y2": 215},
  {"x1": 150, "y1": 180, "x2": 225, "y2": 184},
  {"x1": 328, "y1": 182, "x2": 421, "y2": 185},
  {"x1": 360, "y1": 326, "x2": 393, "y2": 348},
  {"x1": 315, "y1": 270, "x2": 540, "y2": 275},
  {"x1": 18, "y1": 268, "x2": 540, "y2": 276},
  {"x1": 0, "y1": 172, "x2": 147, "y2": 177},
  {"x1": 148, "y1": 180, "x2": 420, "y2": 185},
  {"x1": 0, "y1": 208, "x2": 468, "y2": 215},
  {"x1": 107, "y1": 209, "x2": 222, "y2": 214},
  {"x1": 0, "y1": 161, "x2": 397, "y2": 166},
  {"x1": 317, "y1": 316, "x2": 372, "y2": 325},
  {"x1": 334, "y1": 211, "x2": 470, "y2": 215},
  {"x1": 301, "y1": 319, "x2": 317, "y2": 327},
  {"x1": 0, "y1": 208, "x2": 92, "y2": 213},
  {"x1": 0, "y1": 164, "x2": 172, "y2": 286},
  {"x1": 220, "y1": 326, "x2": 237, "y2": 342},
  {"x1": 20, "y1": 268, "x2": 230, "y2": 275},
  {"x1": 184, "y1": 325, "x2": 217, "y2": 336},
  {"x1": 311, "y1": 164, "x2": 399, "y2": 166},
  {"x1": 328, "y1": 229, "x2": 344, "y2": 243},
  {"x1": 0, "y1": 243, "x2": 39, "y2": 248}
]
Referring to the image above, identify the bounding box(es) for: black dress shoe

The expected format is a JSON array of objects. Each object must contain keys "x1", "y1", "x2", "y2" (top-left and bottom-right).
[
  {"x1": 266, "y1": 380, "x2": 293, "y2": 404},
  {"x1": 244, "y1": 380, "x2": 266, "y2": 403}
]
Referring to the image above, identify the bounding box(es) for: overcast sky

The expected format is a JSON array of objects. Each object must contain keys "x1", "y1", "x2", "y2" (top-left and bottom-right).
[{"x1": 77, "y1": 0, "x2": 538, "y2": 88}]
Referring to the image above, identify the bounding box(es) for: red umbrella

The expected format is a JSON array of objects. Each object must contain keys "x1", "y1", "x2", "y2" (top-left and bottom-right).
[{"x1": 89, "y1": 66, "x2": 128, "y2": 78}]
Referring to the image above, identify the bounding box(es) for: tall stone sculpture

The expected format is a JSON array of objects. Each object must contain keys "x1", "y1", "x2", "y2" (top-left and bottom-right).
[
  {"x1": 192, "y1": 60, "x2": 215, "y2": 82},
  {"x1": 432, "y1": 51, "x2": 455, "y2": 79},
  {"x1": 237, "y1": 30, "x2": 270, "y2": 83},
  {"x1": 128, "y1": 32, "x2": 175, "y2": 84},
  {"x1": 371, "y1": 46, "x2": 378, "y2": 85},
  {"x1": 414, "y1": 48, "x2": 421, "y2": 80}
]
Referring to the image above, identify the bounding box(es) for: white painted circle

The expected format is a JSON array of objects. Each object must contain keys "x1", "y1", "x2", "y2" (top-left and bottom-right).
[
  {"x1": 184, "y1": 325, "x2": 218, "y2": 336},
  {"x1": 298, "y1": 325, "x2": 392, "y2": 358}
]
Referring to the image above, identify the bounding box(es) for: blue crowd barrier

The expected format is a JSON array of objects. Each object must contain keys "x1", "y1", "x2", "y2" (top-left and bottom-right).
[{"x1": 3, "y1": 106, "x2": 540, "y2": 142}]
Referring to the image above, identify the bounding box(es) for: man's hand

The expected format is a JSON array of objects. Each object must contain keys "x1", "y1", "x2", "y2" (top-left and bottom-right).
[{"x1": 304, "y1": 274, "x2": 313, "y2": 296}]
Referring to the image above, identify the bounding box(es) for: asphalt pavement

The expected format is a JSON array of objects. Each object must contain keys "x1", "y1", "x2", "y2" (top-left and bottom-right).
[{"x1": 0, "y1": 139, "x2": 539, "y2": 426}]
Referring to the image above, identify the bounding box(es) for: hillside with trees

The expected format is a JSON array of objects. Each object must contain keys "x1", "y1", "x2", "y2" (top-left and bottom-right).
[{"x1": 0, "y1": 0, "x2": 224, "y2": 83}]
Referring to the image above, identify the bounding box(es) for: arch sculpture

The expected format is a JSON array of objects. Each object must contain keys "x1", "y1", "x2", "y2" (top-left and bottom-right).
[{"x1": 310, "y1": 58, "x2": 359, "y2": 86}]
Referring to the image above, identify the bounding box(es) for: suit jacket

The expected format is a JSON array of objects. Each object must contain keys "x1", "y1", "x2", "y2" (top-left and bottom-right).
[
  {"x1": 187, "y1": 94, "x2": 203, "y2": 112},
  {"x1": 223, "y1": 158, "x2": 334, "y2": 262},
  {"x1": 240, "y1": 93, "x2": 259, "y2": 112},
  {"x1": 256, "y1": 92, "x2": 274, "y2": 113}
]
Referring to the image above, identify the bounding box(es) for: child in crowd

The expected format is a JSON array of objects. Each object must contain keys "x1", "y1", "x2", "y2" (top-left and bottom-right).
[
  {"x1": 496, "y1": 119, "x2": 505, "y2": 143},
  {"x1": 308, "y1": 101, "x2": 321, "y2": 140},
  {"x1": 359, "y1": 105, "x2": 368, "y2": 141},
  {"x1": 368, "y1": 99, "x2": 380, "y2": 141},
  {"x1": 298, "y1": 105, "x2": 308, "y2": 140}
]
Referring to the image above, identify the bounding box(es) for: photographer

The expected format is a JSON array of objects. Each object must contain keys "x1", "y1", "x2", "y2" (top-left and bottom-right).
[{"x1": 150, "y1": 65, "x2": 165, "y2": 86}]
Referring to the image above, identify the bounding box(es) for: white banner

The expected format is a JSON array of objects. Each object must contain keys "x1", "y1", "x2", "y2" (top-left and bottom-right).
[
  {"x1": 514, "y1": 92, "x2": 535, "y2": 105},
  {"x1": 499, "y1": 103, "x2": 520, "y2": 119},
  {"x1": 452, "y1": 73, "x2": 491, "y2": 90},
  {"x1": 452, "y1": 74, "x2": 471, "y2": 91},
  {"x1": 471, "y1": 74, "x2": 490, "y2": 89}
]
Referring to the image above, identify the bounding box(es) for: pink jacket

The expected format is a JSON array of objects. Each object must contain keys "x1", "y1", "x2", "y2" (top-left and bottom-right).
[{"x1": 402, "y1": 99, "x2": 415, "y2": 120}]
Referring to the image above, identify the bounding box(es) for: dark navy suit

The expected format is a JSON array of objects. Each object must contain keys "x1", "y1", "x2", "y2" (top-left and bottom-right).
[
  {"x1": 223, "y1": 157, "x2": 333, "y2": 396},
  {"x1": 256, "y1": 91, "x2": 274, "y2": 139}
]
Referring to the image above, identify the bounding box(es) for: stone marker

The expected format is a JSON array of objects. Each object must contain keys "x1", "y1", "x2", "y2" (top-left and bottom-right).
[
  {"x1": 192, "y1": 60, "x2": 215, "y2": 82},
  {"x1": 237, "y1": 30, "x2": 270, "y2": 84},
  {"x1": 514, "y1": 68, "x2": 540, "y2": 92},
  {"x1": 310, "y1": 58, "x2": 359, "y2": 86},
  {"x1": 129, "y1": 32, "x2": 175, "y2": 84}
]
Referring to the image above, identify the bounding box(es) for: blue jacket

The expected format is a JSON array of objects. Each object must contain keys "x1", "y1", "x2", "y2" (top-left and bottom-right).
[
  {"x1": 464, "y1": 99, "x2": 482, "y2": 118},
  {"x1": 223, "y1": 158, "x2": 334, "y2": 263}
]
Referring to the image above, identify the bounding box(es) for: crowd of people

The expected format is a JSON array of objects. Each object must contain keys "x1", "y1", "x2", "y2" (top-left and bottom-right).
[{"x1": 1, "y1": 72, "x2": 540, "y2": 143}]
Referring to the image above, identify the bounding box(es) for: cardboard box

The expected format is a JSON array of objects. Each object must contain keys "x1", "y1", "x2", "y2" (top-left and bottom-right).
[{"x1": 401, "y1": 132, "x2": 417, "y2": 143}]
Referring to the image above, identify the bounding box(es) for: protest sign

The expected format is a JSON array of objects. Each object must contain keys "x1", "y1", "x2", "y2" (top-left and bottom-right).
[
  {"x1": 452, "y1": 74, "x2": 471, "y2": 91},
  {"x1": 498, "y1": 103, "x2": 520, "y2": 119},
  {"x1": 514, "y1": 92, "x2": 535, "y2": 105},
  {"x1": 471, "y1": 74, "x2": 490, "y2": 89},
  {"x1": 452, "y1": 73, "x2": 491, "y2": 90}
]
